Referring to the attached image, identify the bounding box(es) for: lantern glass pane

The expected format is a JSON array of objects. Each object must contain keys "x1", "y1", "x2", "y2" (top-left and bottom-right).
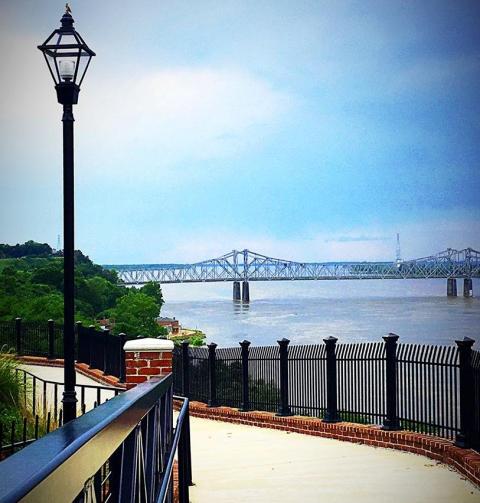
[
  {"x1": 45, "y1": 53, "x2": 60, "y2": 84},
  {"x1": 76, "y1": 54, "x2": 92, "y2": 86},
  {"x1": 57, "y1": 33, "x2": 78, "y2": 49}
]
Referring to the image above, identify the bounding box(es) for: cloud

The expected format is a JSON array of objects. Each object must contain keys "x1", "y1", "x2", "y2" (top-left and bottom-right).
[
  {"x1": 94, "y1": 209, "x2": 480, "y2": 265},
  {"x1": 76, "y1": 66, "x2": 294, "y2": 179}
]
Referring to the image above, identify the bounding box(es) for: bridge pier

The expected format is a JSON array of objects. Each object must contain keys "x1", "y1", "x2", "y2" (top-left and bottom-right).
[
  {"x1": 447, "y1": 278, "x2": 457, "y2": 297},
  {"x1": 233, "y1": 281, "x2": 241, "y2": 301},
  {"x1": 463, "y1": 278, "x2": 473, "y2": 297},
  {"x1": 242, "y1": 281, "x2": 250, "y2": 303}
]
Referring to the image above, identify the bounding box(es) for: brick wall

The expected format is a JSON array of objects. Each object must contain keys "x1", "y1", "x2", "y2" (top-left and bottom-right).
[{"x1": 123, "y1": 338, "x2": 174, "y2": 390}]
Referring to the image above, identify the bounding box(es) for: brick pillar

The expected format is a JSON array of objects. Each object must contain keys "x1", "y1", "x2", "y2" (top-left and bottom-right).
[{"x1": 124, "y1": 338, "x2": 174, "y2": 390}]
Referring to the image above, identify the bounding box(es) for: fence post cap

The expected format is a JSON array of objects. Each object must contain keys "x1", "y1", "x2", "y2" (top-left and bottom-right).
[
  {"x1": 277, "y1": 338, "x2": 290, "y2": 346},
  {"x1": 208, "y1": 342, "x2": 217, "y2": 350},
  {"x1": 323, "y1": 336, "x2": 338, "y2": 345},
  {"x1": 383, "y1": 333, "x2": 399, "y2": 343},
  {"x1": 239, "y1": 339, "x2": 251, "y2": 347},
  {"x1": 123, "y1": 338, "x2": 174, "y2": 352},
  {"x1": 181, "y1": 340, "x2": 190, "y2": 347},
  {"x1": 455, "y1": 337, "x2": 475, "y2": 348}
]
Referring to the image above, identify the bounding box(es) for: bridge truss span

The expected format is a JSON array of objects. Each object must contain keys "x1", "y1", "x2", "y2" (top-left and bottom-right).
[{"x1": 105, "y1": 247, "x2": 480, "y2": 286}]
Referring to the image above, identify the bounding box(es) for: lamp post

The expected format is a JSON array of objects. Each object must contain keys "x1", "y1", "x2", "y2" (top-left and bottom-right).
[{"x1": 38, "y1": 7, "x2": 95, "y2": 423}]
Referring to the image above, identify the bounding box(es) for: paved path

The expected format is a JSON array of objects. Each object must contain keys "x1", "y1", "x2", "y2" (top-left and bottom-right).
[{"x1": 189, "y1": 416, "x2": 480, "y2": 503}]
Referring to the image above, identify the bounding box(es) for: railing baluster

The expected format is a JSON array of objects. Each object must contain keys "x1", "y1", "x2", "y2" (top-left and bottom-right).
[
  {"x1": 382, "y1": 333, "x2": 400, "y2": 430},
  {"x1": 207, "y1": 343, "x2": 218, "y2": 407},
  {"x1": 22, "y1": 418, "x2": 27, "y2": 448},
  {"x1": 454, "y1": 337, "x2": 475, "y2": 448},
  {"x1": 239, "y1": 340, "x2": 250, "y2": 412},
  {"x1": 103, "y1": 329, "x2": 109, "y2": 375},
  {"x1": 181, "y1": 341, "x2": 190, "y2": 399},
  {"x1": 43, "y1": 381, "x2": 47, "y2": 418},
  {"x1": 48, "y1": 319, "x2": 55, "y2": 360},
  {"x1": 276, "y1": 338, "x2": 292, "y2": 417},
  {"x1": 323, "y1": 337, "x2": 340, "y2": 423},
  {"x1": 81, "y1": 386, "x2": 86, "y2": 412},
  {"x1": 33, "y1": 376, "x2": 36, "y2": 416},
  {"x1": 54, "y1": 383, "x2": 58, "y2": 419},
  {"x1": 88, "y1": 325, "x2": 95, "y2": 369},
  {"x1": 15, "y1": 317, "x2": 22, "y2": 355}
]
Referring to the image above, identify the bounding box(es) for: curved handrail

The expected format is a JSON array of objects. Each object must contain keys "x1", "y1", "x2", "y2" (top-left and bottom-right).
[
  {"x1": 157, "y1": 396, "x2": 191, "y2": 502},
  {"x1": 0, "y1": 375, "x2": 172, "y2": 503}
]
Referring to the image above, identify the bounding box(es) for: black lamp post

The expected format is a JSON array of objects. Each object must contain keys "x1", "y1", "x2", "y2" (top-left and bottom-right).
[{"x1": 38, "y1": 7, "x2": 95, "y2": 423}]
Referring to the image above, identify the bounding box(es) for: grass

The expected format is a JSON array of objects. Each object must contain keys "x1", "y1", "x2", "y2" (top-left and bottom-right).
[{"x1": 0, "y1": 346, "x2": 24, "y2": 410}]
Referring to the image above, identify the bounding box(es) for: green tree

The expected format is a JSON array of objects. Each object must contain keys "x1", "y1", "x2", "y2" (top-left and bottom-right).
[
  {"x1": 139, "y1": 282, "x2": 164, "y2": 310},
  {"x1": 22, "y1": 293, "x2": 64, "y2": 322},
  {"x1": 109, "y1": 292, "x2": 162, "y2": 339},
  {"x1": 30, "y1": 261, "x2": 64, "y2": 290}
]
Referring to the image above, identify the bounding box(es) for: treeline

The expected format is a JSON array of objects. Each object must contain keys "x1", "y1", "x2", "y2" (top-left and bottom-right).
[
  {"x1": 0, "y1": 241, "x2": 166, "y2": 339},
  {"x1": 0, "y1": 240, "x2": 55, "y2": 259}
]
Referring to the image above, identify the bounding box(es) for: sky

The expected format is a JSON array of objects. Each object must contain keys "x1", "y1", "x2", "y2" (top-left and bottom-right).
[{"x1": 0, "y1": 0, "x2": 479, "y2": 265}]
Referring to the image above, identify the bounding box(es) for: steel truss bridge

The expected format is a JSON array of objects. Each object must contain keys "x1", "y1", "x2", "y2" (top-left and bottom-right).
[{"x1": 105, "y1": 247, "x2": 480, "y2": 286}]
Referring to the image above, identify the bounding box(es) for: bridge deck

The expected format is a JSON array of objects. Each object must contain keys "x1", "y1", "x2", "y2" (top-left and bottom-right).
[{"x1": 104, "y1": 247, "x2": 480, "y2": 285}]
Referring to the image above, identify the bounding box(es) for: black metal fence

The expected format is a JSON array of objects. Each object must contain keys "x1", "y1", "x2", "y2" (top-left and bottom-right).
[
  {"x1": 0, "y1": 375, "x2": 193, "y2": 503},
  {"x1": 173, "y1": 335, "x2": 480, "y2": 451},
  {"x1": 0, "y1": 319, "x2": 125, "y2": 381},
  {"x1": 0, "y1": 368, "x2": 123, "y2": 460}
]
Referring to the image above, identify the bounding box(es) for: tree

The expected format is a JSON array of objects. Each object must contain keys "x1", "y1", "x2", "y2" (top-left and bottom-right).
[
  {"x1": 22, "y1": 293, "x2": 64, "y2": 322},
  {"x1": 30, "y1": 261, "x2": 64, "y2": 291},
  {"x1": 109, "y1": 292, "x2": 162, "y2": 339},
  {"x1": 139, "y1": 281, "x2": 164, "y2": 310}
]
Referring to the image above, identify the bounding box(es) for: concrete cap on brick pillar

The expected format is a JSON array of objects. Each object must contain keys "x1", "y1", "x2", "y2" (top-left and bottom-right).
[
  {"x1": 124, "y1": 338, "x2": 174, "y2": 390},
  {"x1": 124, "y1": 338, "x2": 174, "y2": 352}
]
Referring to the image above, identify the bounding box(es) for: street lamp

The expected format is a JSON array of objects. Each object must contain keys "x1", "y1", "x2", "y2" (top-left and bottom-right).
[{"x1": 38, "y1": 7, "x2": 95, "y2": 423}]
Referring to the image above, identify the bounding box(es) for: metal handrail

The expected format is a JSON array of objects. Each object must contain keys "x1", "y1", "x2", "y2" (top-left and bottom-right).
[
  {"x1": 0, "y1": 375, "x2": 172, "y2": 502},
  {"x1": 157, "y1": 396, "x2": 192, "y2": 503}
]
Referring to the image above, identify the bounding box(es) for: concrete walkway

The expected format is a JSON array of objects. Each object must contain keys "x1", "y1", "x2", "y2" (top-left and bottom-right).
[{"x1": 189, "y1": 416, "x2": 479, "y2": 503}]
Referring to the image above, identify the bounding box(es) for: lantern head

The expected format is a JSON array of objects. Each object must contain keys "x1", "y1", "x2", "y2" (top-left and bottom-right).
[{"x1": 38, "y1": 9, "x2": 95, "y2": 105}]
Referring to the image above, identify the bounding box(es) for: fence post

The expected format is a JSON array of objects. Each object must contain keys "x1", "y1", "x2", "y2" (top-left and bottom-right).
[
  {"x1": 88, "y1": 325, "x2": 95, "y2": 368},
  {"x1": 103, "y1": 329, "x2": 109, "y2": 375},
  {"x1": 382, "y1": 333, "x2": 400, "y2": 431},
  {"x1": 181, "y1": 341, "x2": 190, "y2": 398},
  {"x1": 15, "y1": 317, "x2": 22, "y2": 355},
  {"x1": 455, "y1": 337, "x2": 475, "y2": 448},
  {"x1": 119, "y1": 333, "x2": 126, "y2": 383},
  {"x1": 75, "y1": 321, "x2": 82, "y2": 363},
  {"x1": 207, "y1": 342, "x2": 218, "y2": 407},
  {"x1": 276, "y1": 338, "x2": 292, "y2": 416},
  {"x1": 48, "y1": 319, "x2": 55, "y2": 360},
  {"x1": 323, "y1": 336, "x2": 341, "y2": 423},
  {"x1": 239, "y1": 340, "x2": 250, "y2": 412}
]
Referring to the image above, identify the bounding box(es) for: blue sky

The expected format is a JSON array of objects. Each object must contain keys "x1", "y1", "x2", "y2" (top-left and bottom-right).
[{"x1": 0, "y1": 0, "x2": 479, "y2": 264}]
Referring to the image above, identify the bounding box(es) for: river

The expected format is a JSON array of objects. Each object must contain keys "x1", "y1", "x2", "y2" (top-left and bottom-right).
[{"x1": 161, "y1": 278, "x2": 480, "y2": 348}]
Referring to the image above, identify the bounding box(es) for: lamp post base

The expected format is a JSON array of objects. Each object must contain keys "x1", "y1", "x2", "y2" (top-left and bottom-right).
[{"x1": 62, "y1": 391, "x2": 78, "y2": 423}]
